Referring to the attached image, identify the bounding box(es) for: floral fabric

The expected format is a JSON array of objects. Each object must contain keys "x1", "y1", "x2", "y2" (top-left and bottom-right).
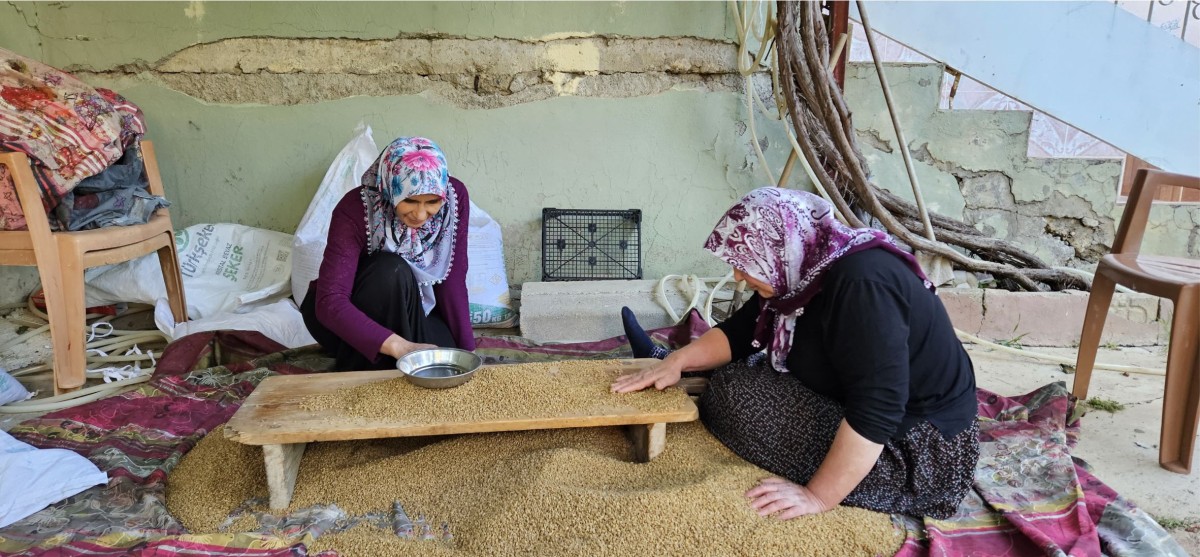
[
  {"x1": 0, "y1": 47, "x2": 145, "y2": 230},
  {"x1": 702, "y1": 187, "x2": 930, "y2": 372},
  {"x1": 360, "y1": 136, "x2": 460, "y2": 314}
]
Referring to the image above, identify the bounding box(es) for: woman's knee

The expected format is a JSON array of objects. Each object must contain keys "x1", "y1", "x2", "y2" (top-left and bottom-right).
[
  {"x1": 351, "y1": 253, "x2": 421, "y2": 312},
  {"x1": 353, "y1": 253, "x2": 417, "y2": 295},
  {"x1": 357, "y1": 252, "x2": 414, "y2": 283}
]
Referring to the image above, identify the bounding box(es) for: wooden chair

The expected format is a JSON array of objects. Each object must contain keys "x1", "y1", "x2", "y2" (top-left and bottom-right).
[
  {"x1": 0, "y1": 141, "x2": 188, "y2": 394},
  {"x1": 1073, "y1": 169, "x2": 1200, "y2": 474}
]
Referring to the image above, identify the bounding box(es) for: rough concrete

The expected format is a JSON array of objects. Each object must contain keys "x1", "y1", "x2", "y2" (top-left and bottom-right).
[
  {"x1": 967, "y1": 289, "x2": 1164, "y2": 347},
  {"x1": 106, "y1": 71, "x2": 750, "y2": 110},
  {"x1": 520, "y1": 279, "x2": 703, "y2": 343},
  {"x1": 16, "y1": 4, "x2": 754, "y2": 110},
  {"x1": 155, "y1": 36, "x2": 737, "y2": 74},
  {"x1": 63, "y1": 36, "x2": 752, "y2": 109},
  {"x1": 0, "y1": 267, "x2": 41, "y2": 307},
  {"x1": 969, "y1": 344, "x2": 1199, "y2": 553},
  {"x1": 843, "y1": 62, "x2": 1197, "y2": 266},
  {"x1": 521, "y1": 281, "x2": 1171, "y2": 347}
]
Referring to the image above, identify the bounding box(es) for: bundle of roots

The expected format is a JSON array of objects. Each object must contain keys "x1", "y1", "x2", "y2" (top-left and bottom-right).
[{"x1": 775, "y1": 1, "x2": 1087, "y2": 291}]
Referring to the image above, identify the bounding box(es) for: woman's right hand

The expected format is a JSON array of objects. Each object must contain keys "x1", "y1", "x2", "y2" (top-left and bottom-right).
[
  {"x1": 382, "y1": 334, "x2": 437, "y2": 360},
  {"x1": 611, "y1": 357, "x2": 683, "y2": 393}
]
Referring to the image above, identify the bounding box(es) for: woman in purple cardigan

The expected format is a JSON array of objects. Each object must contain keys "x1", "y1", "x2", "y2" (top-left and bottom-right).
[{"x1": 300, "y1": 136, "x2": 475, "y2": 371}]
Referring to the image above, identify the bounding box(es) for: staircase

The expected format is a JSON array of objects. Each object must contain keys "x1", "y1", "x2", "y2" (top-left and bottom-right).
[{"x1": 849, "y1": 1, "x2": 1200, "y2": 176}]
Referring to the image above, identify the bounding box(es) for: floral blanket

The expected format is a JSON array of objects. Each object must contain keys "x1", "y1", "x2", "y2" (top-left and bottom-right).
[
  {"x1": 0, "y1": 47, "x2": 144, "y2": 230},
  {"x1": 0, "y1": 324, "x2": 1186, "y2": 556}
]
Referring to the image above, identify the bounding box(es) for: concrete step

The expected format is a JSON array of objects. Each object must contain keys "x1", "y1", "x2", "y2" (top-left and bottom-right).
[
  {"x1": 519, "y1": 279, "x2": 724, "y2": 343},
  {"x1": 519, "y1": 280, "x2": 1170, "y2": 347}
]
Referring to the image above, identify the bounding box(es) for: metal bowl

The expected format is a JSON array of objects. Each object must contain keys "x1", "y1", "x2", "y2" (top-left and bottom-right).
[{"x1": 396, "y1": 348, "x2": 483, "y2": 389}]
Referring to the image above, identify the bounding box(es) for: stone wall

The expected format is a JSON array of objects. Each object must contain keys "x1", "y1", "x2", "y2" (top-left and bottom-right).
[{"x1": 842, "y1": 62, "x2": 1199, "y2": 268}]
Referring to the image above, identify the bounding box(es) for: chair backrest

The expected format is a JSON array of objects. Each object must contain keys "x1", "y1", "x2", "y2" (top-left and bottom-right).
[
  {"x1": 1111, "y1": 169, "x2": 1200, "y2": 256},
  {"x1": 139, "y1": 140, "x2": 168, "y2": 200}
]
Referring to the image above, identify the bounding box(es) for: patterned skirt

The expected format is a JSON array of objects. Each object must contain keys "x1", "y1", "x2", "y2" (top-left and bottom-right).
[{"x1": 698, "y1": 363, "x2": 979, "y2": 519}]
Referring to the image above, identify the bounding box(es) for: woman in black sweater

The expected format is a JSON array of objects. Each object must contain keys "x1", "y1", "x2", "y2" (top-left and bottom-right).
[{"x1": 613, "y1": 187, "x2": 978, "y2": 520}]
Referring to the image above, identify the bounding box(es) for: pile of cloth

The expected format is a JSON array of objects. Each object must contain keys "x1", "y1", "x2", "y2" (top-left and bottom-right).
[{"x1": 0, "y1": 47, "x2": 166, "y2": 232}]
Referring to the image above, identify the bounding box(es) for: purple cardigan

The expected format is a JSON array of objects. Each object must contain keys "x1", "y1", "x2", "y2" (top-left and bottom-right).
[{"x1": 310, "y1": 178, "x2": 475, "y2": 360}]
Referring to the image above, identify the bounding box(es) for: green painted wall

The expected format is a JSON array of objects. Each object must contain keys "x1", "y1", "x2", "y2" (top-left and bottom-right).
[
  {"x1": 31, "y1": 1, "x2": 730, "y2": 70},
  {"x1": 1, "y1": 1, "x2": 794, "y2": 297},
  {"x1": 2, "y1": 2, "x2": 1190, "y2": 309},
  {"x1": 0, "y1": 2, "x2": 45, "y2": 303},
  {"x1": 0, "y1": 2, "x2": 40, "y2": 58},
  {"x1": 80, "y1": 78, "x2": 788, "y2": 283}
]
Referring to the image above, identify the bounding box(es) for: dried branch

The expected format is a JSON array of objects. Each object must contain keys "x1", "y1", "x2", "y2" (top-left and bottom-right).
[{"x1": 774, "y1": 1, "x2": 1087, "y2": 291}]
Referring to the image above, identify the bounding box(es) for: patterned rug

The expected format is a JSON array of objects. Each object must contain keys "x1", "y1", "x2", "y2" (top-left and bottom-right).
[{"x1": 0, "y1": 322, "x2": 1186, "y2": 556}]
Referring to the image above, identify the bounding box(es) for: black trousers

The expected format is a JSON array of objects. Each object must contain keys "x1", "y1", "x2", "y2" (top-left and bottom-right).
[{"x1": 301, "y1": 252, "x2": 456, "y2": 371}]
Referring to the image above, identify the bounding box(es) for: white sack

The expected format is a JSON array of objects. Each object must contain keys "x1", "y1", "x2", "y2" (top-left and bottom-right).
[
  {"x1": 466, "y1": 201, "x2": 517, "y2": 328},
  {"x1": 0, "y1": 369, "x2": 30, "y2": 406},
  {"x1": 291, "y1": 123, "x2": 378, "y2": 303},
  {"x1": 86, "y1": 223, "x2": 294, "y2": 319},
  {"x1": 154, "y1": 297, "x2": 316, "y2": 349}
]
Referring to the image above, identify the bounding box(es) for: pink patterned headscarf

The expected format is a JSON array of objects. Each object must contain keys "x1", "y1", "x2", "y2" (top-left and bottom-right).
[
  {"x1": 703, "y1": 187, "x2": 931, "y2": 372},
  {"x1": 360, "y1": 136, "x2": 459, "y2": 314}
]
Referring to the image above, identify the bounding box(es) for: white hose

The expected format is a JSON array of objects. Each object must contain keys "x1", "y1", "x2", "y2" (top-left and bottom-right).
[
  {"x1": 0, "y1": 375, "x2": 151, "y2": 413},
  {"x1": 1, "y1": 284, "x2": 164, "y2": 412},
  {"x1": 731, "y1": 0, "x2": 849, "y2": 227},
  {"x1": 656, "y1": 272, "x2": 741, "y2": 326},
  {"x1": 745, "y1": 76, "x2": 777, "y2": 185}
]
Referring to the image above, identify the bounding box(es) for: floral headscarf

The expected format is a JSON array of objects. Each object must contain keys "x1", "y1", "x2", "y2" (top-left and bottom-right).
[
  {"x1": 704, "y1": 187, "x2": 932, "y2": 372},
  {"x1": 360, "y1": 136, "x2": 459, "y2": 314}
]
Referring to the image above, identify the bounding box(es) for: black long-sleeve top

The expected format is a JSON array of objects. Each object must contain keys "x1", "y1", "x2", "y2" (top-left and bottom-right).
[{"x1": 716, "y1": 248, "x2": 977, "y2": 444}]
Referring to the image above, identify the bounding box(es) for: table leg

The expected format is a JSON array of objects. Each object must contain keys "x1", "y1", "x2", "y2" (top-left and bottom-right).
[
  {"x1": 263, "y1": 442, "x2": 307, "y2": 509},
  {"x1": 626, "y1": 423, "x2": 666, "y2": 463}
]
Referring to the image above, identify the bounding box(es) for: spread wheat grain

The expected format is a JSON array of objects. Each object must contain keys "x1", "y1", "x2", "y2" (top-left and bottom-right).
[
  {"x1": 168, "y1": 421, "x2": 903, "y2": 556},
  {"x1": 299, "y1": 361, "x2": 688, "y2": 424}
]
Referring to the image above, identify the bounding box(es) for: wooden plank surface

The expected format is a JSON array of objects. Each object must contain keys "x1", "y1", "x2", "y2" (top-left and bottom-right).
[{"x1": 226, "y1": 359, "x2": 698, "y2": 445}]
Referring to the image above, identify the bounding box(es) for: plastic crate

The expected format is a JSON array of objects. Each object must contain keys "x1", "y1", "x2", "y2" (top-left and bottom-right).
[{"x1": 541, "y1": 208, "x2": 642, "y2": 281}]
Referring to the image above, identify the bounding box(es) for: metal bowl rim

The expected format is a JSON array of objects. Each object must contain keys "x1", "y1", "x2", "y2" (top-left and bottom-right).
[{"x1": 395, "y1": 348, "x2": 483, "y2": 384}]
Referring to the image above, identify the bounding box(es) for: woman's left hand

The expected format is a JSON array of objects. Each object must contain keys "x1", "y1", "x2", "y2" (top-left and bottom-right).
[{"x1": 745, "y1": 477, "x2": 832, "y2": 519}]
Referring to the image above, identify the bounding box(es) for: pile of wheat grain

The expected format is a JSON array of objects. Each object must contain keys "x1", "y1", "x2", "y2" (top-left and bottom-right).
[{"x1": 168, "y1": 423, "x2": 903, "y2": 556}]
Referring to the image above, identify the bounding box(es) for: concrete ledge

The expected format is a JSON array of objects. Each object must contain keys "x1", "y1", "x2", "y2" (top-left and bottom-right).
[
  {"x1": 519, "y1": 280, "x2": 696, "y2": 343},
  {"x1": 520, "y1": 281, "x2": 1171, "y2": 347},
  {"x1": 939, "y1": 289, "x2": 1165, "y2": 347}
]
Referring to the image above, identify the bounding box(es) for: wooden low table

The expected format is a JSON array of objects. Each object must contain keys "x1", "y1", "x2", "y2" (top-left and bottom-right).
[{"x1": 224, "y1": 359, "x2": 698, "y2": 509}]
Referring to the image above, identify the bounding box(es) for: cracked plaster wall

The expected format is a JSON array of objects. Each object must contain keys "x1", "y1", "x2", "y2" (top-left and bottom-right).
[
  {"x1": 0, "y1": 1, "x2": 794, "y2": 301},
  {"x1": 842, "y1": 62, "x2": 1199, "y2": 267},
  {"x1": 0, "y1": 3, "x2": 48, "y2": 304},
  {"x1": 4, "y1": 3, "x2": 1188, "y2": 308},
  {"x1": 1, "y1": 2, "x2": 39, "y2": 58}
]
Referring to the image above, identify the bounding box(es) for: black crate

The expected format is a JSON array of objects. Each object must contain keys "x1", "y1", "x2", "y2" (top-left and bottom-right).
[{"x1": 541, "y1": 208, "x2": 642, "y2": 281}]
